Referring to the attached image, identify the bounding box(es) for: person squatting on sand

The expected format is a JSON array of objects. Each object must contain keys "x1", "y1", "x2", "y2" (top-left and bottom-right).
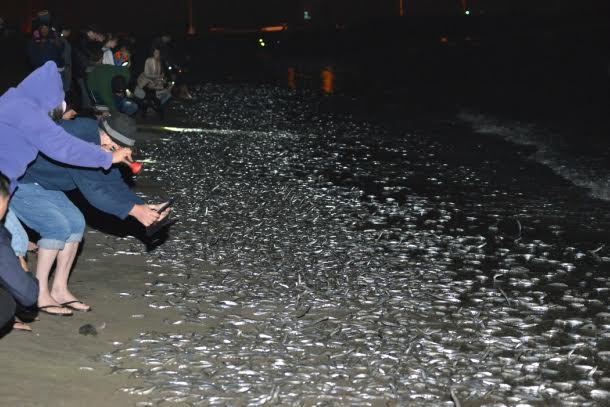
[
  {"x1": 8, "y1": 114, "x2": 170, "y2": 316},
  {"x1": 0, "y1": 173, "x2": 39, "y2": 331},
  {"x1": 0, "y1": 61, "x2": 132, "y2": 319}
]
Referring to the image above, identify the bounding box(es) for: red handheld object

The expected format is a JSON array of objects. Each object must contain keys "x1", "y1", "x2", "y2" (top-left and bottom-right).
[{"x1": 129, "y1": 162, "x2": 142, "y2": 174}]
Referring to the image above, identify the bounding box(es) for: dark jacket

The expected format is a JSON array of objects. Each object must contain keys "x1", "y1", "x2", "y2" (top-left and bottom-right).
[
  {"x1": 86, "y1": 64, "x2": 130, "y2": 112},
  {"x1": 73, "y1": 35, "x2": 100, "y2": 80},
  {"x1": 0, "y1": 226, "x2": 38, "y2": 307},
  {"x1": 20, "y1": 118, "x2": 144, "y2": 219},
  {"x1": 27, "y1": 33, "x2": 64, "y2": 69}
]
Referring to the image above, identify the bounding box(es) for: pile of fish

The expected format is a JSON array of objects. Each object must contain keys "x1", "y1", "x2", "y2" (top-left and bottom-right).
[{"x1": 100, "y1": 84, "x2": 610, "y2": 406}]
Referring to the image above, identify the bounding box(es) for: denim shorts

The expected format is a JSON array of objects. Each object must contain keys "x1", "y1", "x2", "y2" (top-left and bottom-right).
[
  {"x1": 9, "y1": 183, "x2": 85, "y2": 251},
  {"x1": 2, "y1": 209, "x2": 28, "y2": 256}
]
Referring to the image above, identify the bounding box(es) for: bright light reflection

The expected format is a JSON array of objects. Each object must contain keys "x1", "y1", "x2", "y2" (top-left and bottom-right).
[{"x1": 161, "y1": 126, "x2": 207, "y2": 133}]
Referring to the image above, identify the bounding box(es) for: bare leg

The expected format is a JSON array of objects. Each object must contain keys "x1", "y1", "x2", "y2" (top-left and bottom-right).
[
  {"x1": 19, "y1": 256, "x2": 29, "y2": 272},
  {"x1": 36, "y1": 248, "x2": 71, "y2": 315},
  {"x1": 50, "y1": 243, "x2": 90, "y2": 311},
  {"x1": 15, "y1": 255, "x2": 33, "y2": 329}
]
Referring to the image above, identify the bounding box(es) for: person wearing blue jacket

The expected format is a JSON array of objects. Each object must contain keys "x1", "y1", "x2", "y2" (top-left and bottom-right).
[
  {"x1": 26, "y1": 22, "x2": 64, "y2": 70},
  {"x1": 9, "y1": 115, "x2": 169, "y2": 315},
  {"x1": 0, "y1": 61, "x2": 133, "y2": 196},
  {"x1": 0, "y1": 173, "x2": 39, "y2": 330}
]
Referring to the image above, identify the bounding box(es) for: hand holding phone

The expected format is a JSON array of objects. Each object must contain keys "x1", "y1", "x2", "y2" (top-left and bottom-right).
[{"x1": 155, "y1": 198, "x2": 174, "y2": 213}]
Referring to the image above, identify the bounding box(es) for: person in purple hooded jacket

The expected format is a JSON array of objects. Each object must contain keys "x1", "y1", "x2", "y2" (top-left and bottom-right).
[{"x1": 0, "y1": 61, "x2": 132, "y2": 195}]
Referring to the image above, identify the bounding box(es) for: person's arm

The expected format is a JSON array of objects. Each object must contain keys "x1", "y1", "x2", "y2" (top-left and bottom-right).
[
  {"x1": 0, "y1": 227, "x2": 38, "y2": 307},
  {"x1": 22, "y1": 108, "x2": 130, "y2": 170},
  {"x1": 70, "y1": 168, "x2": 144, "y2": 219},
  {"x1": 102, "y1": 50, "x2": 114, "y2": 65}
]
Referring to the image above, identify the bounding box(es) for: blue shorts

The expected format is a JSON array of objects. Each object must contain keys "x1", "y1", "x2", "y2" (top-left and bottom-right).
[
  {"x1": 10, "y1": 183, "x2": 85, "y2": 251},
  {"x1": 3, "y1": 209, "x2": 28, "y2": 256}
]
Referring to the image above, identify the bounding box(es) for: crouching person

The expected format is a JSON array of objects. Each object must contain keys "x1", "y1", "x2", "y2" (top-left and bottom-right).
[
  {"x1": 9, "y1": 114, "x2": 168, "y2": 315},
  {"x1": 0, "y1": 173, "x2": 38, "y2": 330}
]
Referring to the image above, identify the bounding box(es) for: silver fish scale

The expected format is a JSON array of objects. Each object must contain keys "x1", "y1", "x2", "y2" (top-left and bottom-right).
[{"x1": 101, "y1": 84, "x2": 610, "y2": 406}]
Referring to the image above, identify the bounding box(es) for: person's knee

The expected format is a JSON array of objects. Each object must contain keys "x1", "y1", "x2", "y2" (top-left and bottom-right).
[
  {"x1": 38, "y1": 216, "x2": 72, "y2": 249},
  {"x1": 66, "y1": 211, "x2": 85, "y2": 243}
]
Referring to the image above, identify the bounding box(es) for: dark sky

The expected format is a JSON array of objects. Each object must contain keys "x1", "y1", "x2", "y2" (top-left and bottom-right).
[{"x1": 1, "y1": 0, "x2": 608, "y2": 33}]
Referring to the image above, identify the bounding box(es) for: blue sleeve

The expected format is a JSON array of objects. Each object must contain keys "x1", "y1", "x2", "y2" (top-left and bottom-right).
[
  {"x1": 70, "y1": 168, "x2": 144, "y2": 219},
  {"x1": 21, "y1": 105, "x2": 113, "y2": 170},
  {"x1": 0, "y1": 227, "x2": 39, "y2": 307}
]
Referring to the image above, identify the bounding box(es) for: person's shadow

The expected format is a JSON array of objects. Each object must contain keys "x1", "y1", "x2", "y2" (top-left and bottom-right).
[{"x1": 66, "y1": 190, "x2": 174, "y2": 252}]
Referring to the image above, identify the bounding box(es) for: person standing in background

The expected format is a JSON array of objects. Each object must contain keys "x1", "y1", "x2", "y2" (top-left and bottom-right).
[
  {"x1": 27, "y1": 16, "x2": 64, "y2": 71},
  {"x1": 73, "y1": 24, "x2": 104, "y2": 110},
  {"x1": 58, "y1": 26, "x2": 72, "y2": 93}
]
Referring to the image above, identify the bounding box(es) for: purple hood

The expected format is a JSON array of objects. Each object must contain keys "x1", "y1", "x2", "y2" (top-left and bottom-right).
[{"x1": 0, "y1": 61, "x2": 112, "y2": 193}]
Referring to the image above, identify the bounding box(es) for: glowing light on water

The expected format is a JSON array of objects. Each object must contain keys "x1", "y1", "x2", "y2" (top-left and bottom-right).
[{"x1": 160, "y1": 126, "x2": 207, "y2": 133}]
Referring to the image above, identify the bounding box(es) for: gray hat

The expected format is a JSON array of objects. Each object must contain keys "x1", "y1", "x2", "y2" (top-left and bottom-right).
[{"x1": 100, "y1": 113, "x2": 136, "y2": 146}]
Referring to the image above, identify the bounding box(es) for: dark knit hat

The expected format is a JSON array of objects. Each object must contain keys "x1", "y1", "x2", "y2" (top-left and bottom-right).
[{"x1": 100, "y1": 113, "x2": 136, "y2": 146}]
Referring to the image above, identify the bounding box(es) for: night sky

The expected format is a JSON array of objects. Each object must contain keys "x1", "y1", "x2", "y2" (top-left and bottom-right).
[{"x1": 0, "y1": 0, "x2": 608, "y2": 35}]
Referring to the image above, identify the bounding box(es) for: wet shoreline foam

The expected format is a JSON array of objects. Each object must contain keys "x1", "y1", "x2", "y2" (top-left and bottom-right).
[
  {"x1": 457, "y1": 110, "x2": 610, "y2": 202},
  {"x1": 99, "y1": 84, "x2": 610, "y2": 405}
]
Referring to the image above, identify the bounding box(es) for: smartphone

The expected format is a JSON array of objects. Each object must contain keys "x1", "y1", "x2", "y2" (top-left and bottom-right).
[{"x1": 156, "y1": 198, "x2": 175, "y2": 213}]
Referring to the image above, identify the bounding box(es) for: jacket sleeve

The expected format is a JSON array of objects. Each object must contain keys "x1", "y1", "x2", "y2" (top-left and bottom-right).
[
  {"x1": 70, "y1": 169, "x2": 145, "y2": 219},
  {"x1": 22, "y1": 109, "x2": 113, "y2": 170},
  {"x1": 0, "y1": 227, "x2": 39, "y2": 307},
  {"x1": 102, "y1": 50, "x2": 115, "y2": 65}
]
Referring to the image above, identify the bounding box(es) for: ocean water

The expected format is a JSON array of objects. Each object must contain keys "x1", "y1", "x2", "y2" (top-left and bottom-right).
[{"x1": 458, "y1": 111, "x2": 610, "y2": 202}]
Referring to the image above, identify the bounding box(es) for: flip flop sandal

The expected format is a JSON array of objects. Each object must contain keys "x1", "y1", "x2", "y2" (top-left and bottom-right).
[
  {"x1": 61, "y1": 301, "x2": 92, "y2": 312},
  {"x1": 38, "y1": 305, "x2": 73, "y2": 316}
]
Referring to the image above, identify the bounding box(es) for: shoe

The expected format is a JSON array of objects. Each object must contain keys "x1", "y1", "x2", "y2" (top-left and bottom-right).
[
  {"x1": 61, "y1": 301, "x2": 91, "y2": 312},
  {"x1": 38, "y1": 305, "x2": 73, "y2": 316}
]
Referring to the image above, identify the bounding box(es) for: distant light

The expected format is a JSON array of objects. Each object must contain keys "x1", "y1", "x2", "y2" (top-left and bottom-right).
[
  {"x1": 258, "y1": 38, "x2": 264, "y2": 43},
  {"x1": 304, "y1": 11, "x2": 311, "y2": 20},
  {"x1": 260, "y1": 42, "x2": 266, "y2": 47},
  {"x1": 261, "y1": 25, "x2": 286, "y2": 33},
  {"x1": 465, "y1": 10, "x2": 470, "y2": 15}
]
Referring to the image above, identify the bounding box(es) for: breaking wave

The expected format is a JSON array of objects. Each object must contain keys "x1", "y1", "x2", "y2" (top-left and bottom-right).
[{"x1": 458, "y1": 111, "x2": 610, "y2": 201}]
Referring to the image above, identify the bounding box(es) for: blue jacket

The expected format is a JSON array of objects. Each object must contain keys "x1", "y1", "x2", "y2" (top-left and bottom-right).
[
  {"x1": 0, "y1": 225, "x2": 38, "y2": 307},
  {"x1": 27, "y1": 36, "x2": 64, "y2": 69},
  {"x1": 21, "y1": 118, "x2": 144, "y2": 220},
  {"x1": 0, "y1": 61, "x2": 112, "y2": 194}
]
